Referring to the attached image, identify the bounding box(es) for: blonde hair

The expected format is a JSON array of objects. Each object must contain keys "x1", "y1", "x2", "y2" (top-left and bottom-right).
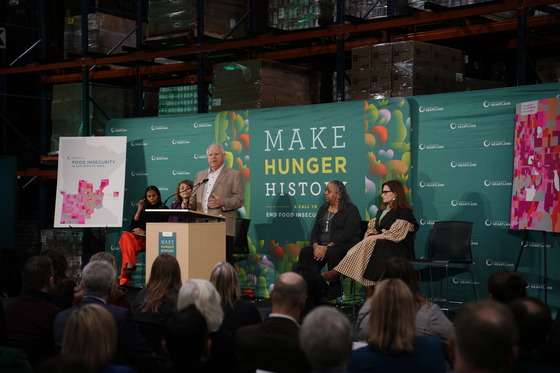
[
  {"x1": 210, "y1": 261, "x2": 241, "y2": 309},
  {"x1": 365, "y1": 278, "x2": 416, "y2": 354},
  {"x1": 61, "y1": 303, "x2": 117, "y2": 371},
  {"x1": 177, "y1": 279, "x2": 224, "y2": 332}
]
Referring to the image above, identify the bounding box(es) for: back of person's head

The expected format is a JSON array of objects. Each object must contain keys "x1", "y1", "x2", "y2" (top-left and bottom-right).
[
  {"x1": 80, "y1": 260, "x2": 115, "y2": 297},
  {"x1": 366, "y1": 278, "x2": 416, "y2": 354},
  {"x1": 508, "y1": 296, "x2": 552, "y2": 351},
  {"x1": 61, "y1": 303, "x2": 117, "y2": 372},
  {"x1": 293, "y1": 264, "x2": 323, "y2": 318},
  {"x1": 210, "y1": 261, "x2": 240, "y2": 310},
  {"x1": 163, "y1": 305, "x2": 209, "y2": 365},
  {"x1": 300, "y1": 306, "x2": 352, "y2": 369},
  {"x1": 453, "y1": 300, "x2": 517, "y2": 373},
  {"x1": 270, "y1": 272, "x2": 307, "y2": 311},
  {"x1": 380, "y1": 256, "x2": 422, "y2": 303},
  {"x1": 40, "y1": 248, "x2": 68, "y2": 280},
  {"x1": 89, "y1": 252, "x2": 117, "y2": 276},
  {"x1": 487, "y1": 270, "x2": 527, "y2": 304},
  {"x1": 142, "y1": 254, "x2": 182, "y2": 313},
  {"x1": 21, "y1": 255, "x2": 53, "y2": 291},
  {"x1": 177, "y1": 279, "x2": 223, "y2": 332}
]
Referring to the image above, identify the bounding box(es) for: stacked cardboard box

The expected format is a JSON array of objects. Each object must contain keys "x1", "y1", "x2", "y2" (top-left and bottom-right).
[
  {"x1": 536, "y1": 57, "x2": 560, "y2": 83},
  {"x1": 64, "y1": 13, "x2": 142, "y2": 58},
  {"x1": 158, "y1": 85, "x2": 213, "y2": 116},
  {"x1": 342, "y1": 0, "x2": 408, "y2": 20},
  {"x1": 41, "y1": 229, "x2": 84, "y2": 281},
  {"x1": 212, "y1": 59, "x2": 311, "y2": 111},
  {"x1": 148, "y1": 0, "x2": 248, "y2": 38},
  {"x1": 351, "y1": 43, "x2": 393, "y2": 99},
  {"x1": 267, "y1": 0, "x2": 334, "y2": 31},
  {"x1": 351, "y1": 41, "x2": 465, "y2": 98},
  {"x1": 50, "y1": 83, "x2": 157, "y2": 152}
]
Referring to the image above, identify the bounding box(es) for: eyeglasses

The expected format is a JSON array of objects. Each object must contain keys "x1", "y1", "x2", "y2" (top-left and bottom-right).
[{"x1": 381, "y1": 190, "x2": 392, "y2": 194}]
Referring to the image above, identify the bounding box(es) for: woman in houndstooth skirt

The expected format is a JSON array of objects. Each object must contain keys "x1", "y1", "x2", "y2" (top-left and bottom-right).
[{"x1": 322, "y1": 180, "x2": 418, "y2": 288}]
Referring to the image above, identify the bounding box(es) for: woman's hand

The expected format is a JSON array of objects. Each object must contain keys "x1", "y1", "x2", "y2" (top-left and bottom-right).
[
  {"x1": 132, "y1": 228, "x2": 145, "y2": 235},
  {"x1": 366, "y1": 233, "x2": 384, "y2": 240},
  {"x1": 313, "y1": 244, "x2": 328, "y2": 261},
  {"x1": 137, "y1": 199, "x2": 145, "y2": 211}
]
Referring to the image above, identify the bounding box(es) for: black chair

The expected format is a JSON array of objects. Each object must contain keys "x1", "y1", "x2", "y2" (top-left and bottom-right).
[
  {"x1": 410, "y1": 220, "x2": 479, "y2": 311},
  {"x1": 233, "y1": 218, "x2": 251, "y2": 261},
  {"x1": 233, "y1": 218, "x2": 254, "y2": 298}
]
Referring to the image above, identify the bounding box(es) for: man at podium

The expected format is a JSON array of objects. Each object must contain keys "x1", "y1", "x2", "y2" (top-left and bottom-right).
[{"x1": 192, "y1": 143, "x2": 244, "y2": 264}]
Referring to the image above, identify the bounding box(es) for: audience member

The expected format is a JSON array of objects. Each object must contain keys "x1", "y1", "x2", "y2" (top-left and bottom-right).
[
  {"x1": 178, "y1": 278, "x2": 233, "y2": 372},
  {"x1": 36, "y1": 355, "x2": 92, "y2": 373},
  {"x1": 488, "y1": 270, "x2": 527, "y2": 304},
  {"x1": 41, "y1": 248, "x2": 77, "y2": 309},
  {"x1": 73, "y1": 252, "x2": 132, "y2": 310},
  {"x1": 134, "y1": 253, "x2": 181, "y2": 355},
  {"x1": 348, "y1": 278, "x2": 446, "y2": 373},
  {"x1": 293, "y1": 263, "x2": 324, "y2": 320},
  {"x1": 450, "y1": 300, "x2": 518, "y2": 373},
  {"x1": 507, "y1": 297, "x2": 559, "y2": 373},
  {"x1": 357, "y1": 257, "x2": 454, "y2": 348},
  {"x1": 61, "y1": 303, "x2": 134, "y2": 373},
  {"x1": 53, "y1": 260, "x2": 162, "y2": 373},
  {"x1": 300, "y1": 306, "x2": 352, "y2": 372},
  {"x1": 4, "y1": 255, "x2": 61, "y2": 367},
  {"x1": 0, "y1": 347, "x2": 33, "y2": 373},
  {"x1": 162, "y1": 305, "x2": 210, "y2": 373},
  {"x1": 236, "y1": 272, "x2": 312, "y2": 373},
  {"x1": 209, "y1": 261, "x2": 261, "y2": 335}
]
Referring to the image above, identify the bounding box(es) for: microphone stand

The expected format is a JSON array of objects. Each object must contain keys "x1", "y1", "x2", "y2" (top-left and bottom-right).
[
  {"x1": 162, "y1": 193, "x2": 177, "y2": 207},
  {"x1": 187, "y1": 178, "x2": 209, "y2": 209}
]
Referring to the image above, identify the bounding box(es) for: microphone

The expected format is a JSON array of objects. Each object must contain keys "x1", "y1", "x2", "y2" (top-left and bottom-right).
[
  {"x1": 162, "y1": 193, "x2": 178, "y2": 207},
  {"x1": 187, "y1": 178, "x2": 209, "y2": 208}
]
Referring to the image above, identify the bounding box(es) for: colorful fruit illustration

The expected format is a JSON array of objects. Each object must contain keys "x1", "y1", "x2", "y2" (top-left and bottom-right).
[
  {"x1": 368, "y1": 160, "x2": 387, "y2": 179},
  {"x1": 269, "y1": 242, "x2": 284, "y2": 260}
]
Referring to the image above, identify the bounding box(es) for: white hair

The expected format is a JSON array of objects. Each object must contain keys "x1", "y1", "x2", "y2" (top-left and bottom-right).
[{"x1": 178, "y1": 278, "x2": 224, "y2": 332}]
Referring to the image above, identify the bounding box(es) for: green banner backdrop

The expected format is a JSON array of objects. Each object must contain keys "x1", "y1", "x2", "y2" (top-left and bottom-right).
[{"x1": 106, "y1": 83, "x2": 560, "y2": 311}]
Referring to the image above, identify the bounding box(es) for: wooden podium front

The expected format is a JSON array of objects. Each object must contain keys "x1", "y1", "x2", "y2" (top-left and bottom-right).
[{"x1": 146, "y1": 219, "x2": 225, "y2": 283}]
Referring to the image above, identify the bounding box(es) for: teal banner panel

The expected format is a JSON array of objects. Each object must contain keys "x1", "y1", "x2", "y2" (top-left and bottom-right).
[
  {"x1": 410, "y1": 82, "x2": 560, "y2": 309},
  {"x1": 106, "y1": 83, "x2": 560, "y2": 311},
  {"x1": 106, "y1": 98, "x2": 414, "y2": 297}
]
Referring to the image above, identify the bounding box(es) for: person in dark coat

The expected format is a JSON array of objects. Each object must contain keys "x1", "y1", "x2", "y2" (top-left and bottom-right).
[
  {"x1": 53, "y1": 260, "x2": 162, "y2": 373},
  {"x1": 298, "y1": 180, "x2": 362, "y2": 299},
  {"x1": 4, "y1": 255, "x2": 61, "y2": 368}
]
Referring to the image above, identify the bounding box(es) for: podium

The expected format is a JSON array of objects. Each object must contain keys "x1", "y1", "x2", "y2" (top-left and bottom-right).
[{"x1": 145, "y1": 209, "x2": 226, "y2": 283}]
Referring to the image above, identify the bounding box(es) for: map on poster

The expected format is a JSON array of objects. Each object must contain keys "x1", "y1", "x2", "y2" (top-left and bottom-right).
[
  {"x1": 511, "y1": 97, "x2": 560, "y2": 233},
  {"x1": 54, "y1": 136, "x2": 127, "y2": 227}
]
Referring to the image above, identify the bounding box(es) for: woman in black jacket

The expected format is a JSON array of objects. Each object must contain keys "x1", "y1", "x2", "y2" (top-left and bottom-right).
[{"x1": 298, "y1": 180, "x2": 362, "y2": 299}]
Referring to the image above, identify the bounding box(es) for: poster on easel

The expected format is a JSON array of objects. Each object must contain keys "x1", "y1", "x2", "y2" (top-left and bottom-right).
[
  {"x1": 510, "y1": 97, "x2": 560, "y2": 233},
  {"x1": 54, "y1": 136, "x2": 127, "y2": 228}
]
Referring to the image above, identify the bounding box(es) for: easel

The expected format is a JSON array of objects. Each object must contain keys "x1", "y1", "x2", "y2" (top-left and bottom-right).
[{"x1": 514, "y1": 229, "x2": 549, "y2": 304}]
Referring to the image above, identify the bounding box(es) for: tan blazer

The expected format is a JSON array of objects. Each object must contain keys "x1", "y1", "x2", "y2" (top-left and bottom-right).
[{"x1": 192, "y1": 166, "x2": 244, "y2": 237}]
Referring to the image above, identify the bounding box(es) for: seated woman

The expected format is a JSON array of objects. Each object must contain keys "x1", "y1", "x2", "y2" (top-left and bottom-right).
[
  {"x1": 61, "y1": 303, "x2": 134, "y2": 373},
  {"x1": 210, "y1": 262, "x2": 261, "y2": 335},
  {"x1": 298, "y1": 180, "x2": 362, "y2": 299},
  {"x1": 348, "y1": 279, "x2": 446, "y2": 373},
  {"x1": 322, "y1": 180, "x2": 418, "y2": 290},
  {"x1": 356, "y1": 257, "x2": 455, "y2": 348},
  {"x1": 133, "y1": 254, "x2": 182, "y2": 355},
  {"x1": 169, "y1": 179, "x2": 193, "y2": 223},
  {"x1": 118, "y1": 185, "x2": 168, "y2": 288},
  {"x1": 178, "y1": 279, "x2": 235, "y2": 373},
  {"x1": 41, "y1": 247, "x2": 76, "y2": 310}
]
